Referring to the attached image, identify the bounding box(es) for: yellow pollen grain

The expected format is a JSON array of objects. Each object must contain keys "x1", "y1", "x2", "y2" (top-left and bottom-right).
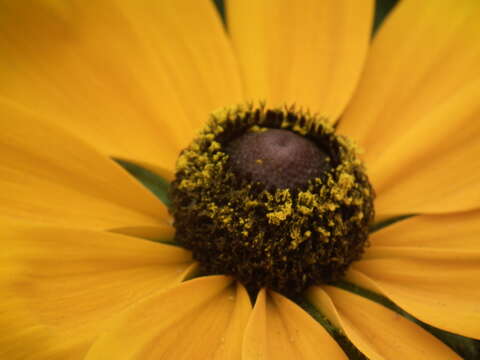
[{"x1": 267, "y1": 203, "x2": 292, "y2": 224}]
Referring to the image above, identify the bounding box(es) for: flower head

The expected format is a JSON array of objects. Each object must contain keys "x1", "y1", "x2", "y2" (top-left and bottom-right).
[{"x1": 0, "y1": 0, "x2": 479, "y2": 359}]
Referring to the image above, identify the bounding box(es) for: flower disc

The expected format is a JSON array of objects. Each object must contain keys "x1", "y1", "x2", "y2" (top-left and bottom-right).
[
  {"x1": 170, "y1": 104, "x2": 374, "y2": 295},
  {"x1": 226, "y1": 128, "x2": 331, "y2": 189}
]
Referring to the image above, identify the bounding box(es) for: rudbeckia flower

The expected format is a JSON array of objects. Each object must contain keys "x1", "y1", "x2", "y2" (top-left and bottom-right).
[{"x1": 1, "y1": 0, "x2": 479, "y2": 359}]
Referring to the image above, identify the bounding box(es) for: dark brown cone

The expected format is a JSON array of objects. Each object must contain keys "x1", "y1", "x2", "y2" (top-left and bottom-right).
[{"x1": 226, "y1": 129, "x2": 330, "y2": 189}]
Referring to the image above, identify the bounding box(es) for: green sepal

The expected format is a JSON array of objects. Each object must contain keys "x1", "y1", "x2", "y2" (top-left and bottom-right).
[
  {"x1": 369, "y1": 214, "x2": 415, "y2": 233},
  {"x1": 114, "y1": 158, "x2": 172, "y2": 208}
]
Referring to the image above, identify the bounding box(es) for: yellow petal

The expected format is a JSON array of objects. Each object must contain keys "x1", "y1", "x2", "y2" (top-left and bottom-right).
[
  {"x1": 0, "y1": 225, "x2": 193, "y2": 359},
  {"x1": 0, "y1": 100, "x2": 169, "y2": 230},
  {"x1": 110, "y1": 225, "x2": 175, "y2": 242},
  {"x1": 339, "y1": 0, "x2": 480, "y2": 215},
  {"x1": 0, "y1": 0, "x2": 243, "y2": 171},
  {"x1": 367, "y1": 210, "x2": 480, "y2": 251},
  {"x1": 227, "y1": 0, "x2": 373, "y2": 120},
  {"x1": 243, "y1": 289, "x2": 347, "y2": 360},
  {"x1": 308, "y1": 286, "x2": 461, "y2": 360},
  {"x1": 86, "y1": 276, "x2": 251, "y2": 360},
  {"x1": 351, "y1": 212, "x2": 480, "y2": 339},
  {"x1": 215, "y1": 283, "x2": 253, "y2": 360}
]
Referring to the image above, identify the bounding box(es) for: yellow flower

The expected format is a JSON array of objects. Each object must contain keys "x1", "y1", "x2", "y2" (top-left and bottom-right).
[{"x1": 0, "y1": 0, "x2": 479, "y2": 359}]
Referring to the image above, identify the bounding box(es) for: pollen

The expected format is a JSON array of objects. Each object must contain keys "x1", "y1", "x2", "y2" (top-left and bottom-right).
[{"x1": 170, "y1": 104, "x2": 375, "y2": 295}]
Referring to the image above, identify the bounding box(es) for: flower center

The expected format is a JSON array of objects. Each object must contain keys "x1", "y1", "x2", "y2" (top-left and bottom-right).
[
  {"x1": 170, "y1": 104, "x2": 374, "y2": 295},
  {"x1": 226, "y1": 128, "x2": 330, "y2": 189}
]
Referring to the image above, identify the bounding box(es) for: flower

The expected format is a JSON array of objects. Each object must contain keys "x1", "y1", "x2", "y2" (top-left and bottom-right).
[{"x1": 0, "y1": 0, "x2": 479, "y2": 359}]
